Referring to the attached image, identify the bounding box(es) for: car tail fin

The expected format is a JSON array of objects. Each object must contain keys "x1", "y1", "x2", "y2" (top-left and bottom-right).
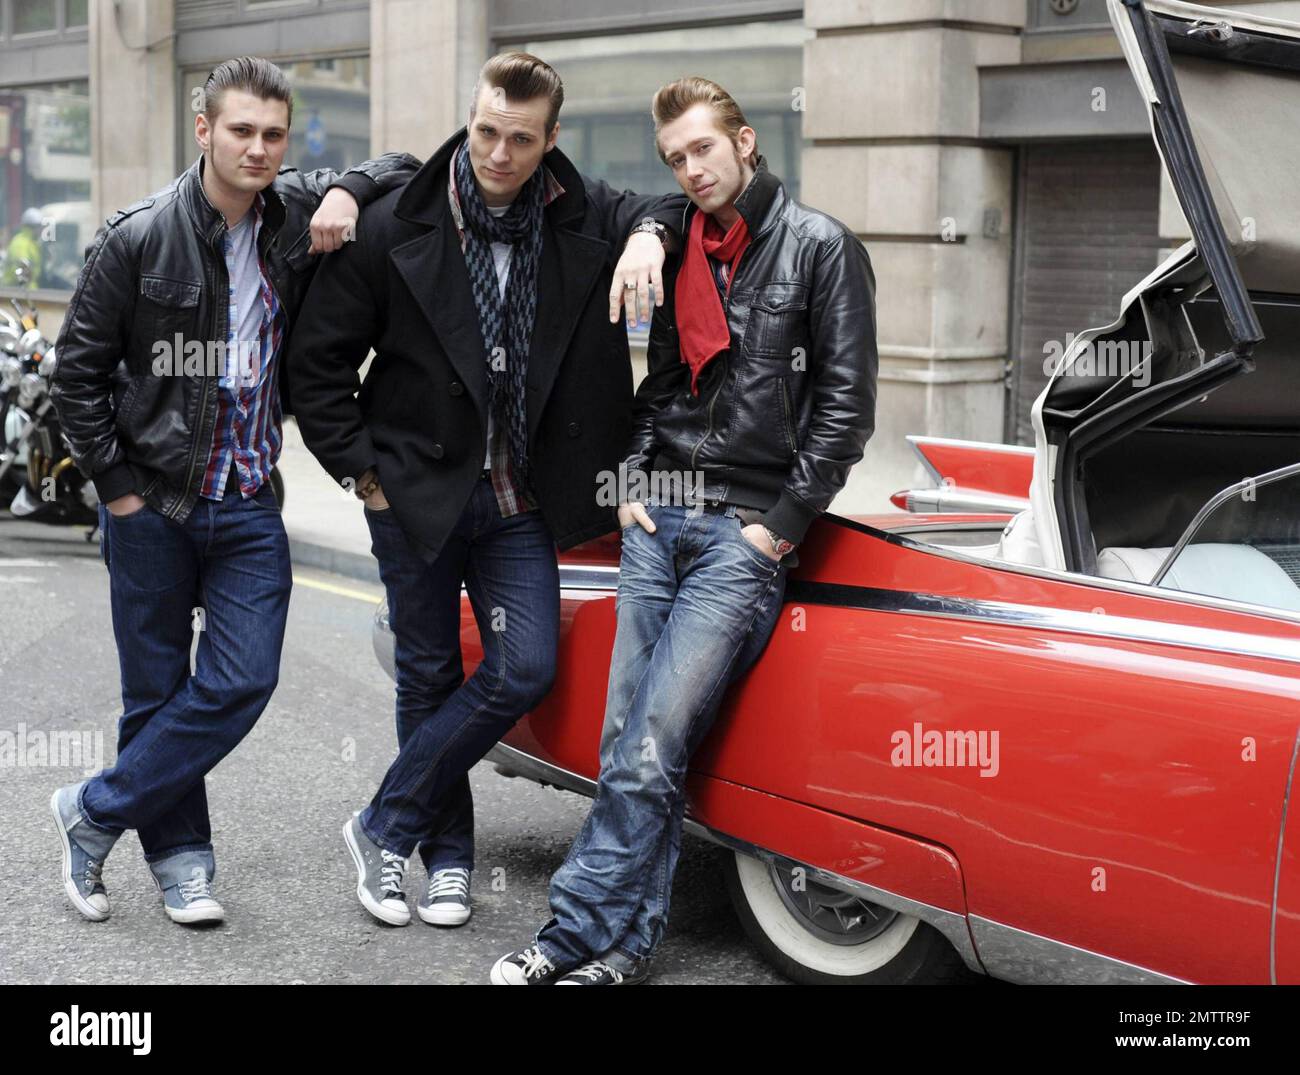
[{"x1": 891, "y1": 436, "x2": 1033, "y2": 515}]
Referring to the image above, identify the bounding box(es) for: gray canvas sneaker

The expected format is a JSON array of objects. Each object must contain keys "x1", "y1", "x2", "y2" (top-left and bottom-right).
[
  {"x1": 151, "y1": 853, "x2": 224, "y2": 925},
  {"x1": 417, "y1": 866, "x2": 471, "y2": 926},
  {"x1": 342, "y1": 814, "x2": 410, "y2": 926},
  {"x1": 50, "y1": 782, "x2": 119, "y2": 922}
]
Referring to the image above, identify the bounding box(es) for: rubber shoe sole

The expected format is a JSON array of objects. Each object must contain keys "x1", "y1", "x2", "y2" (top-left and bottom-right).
[
  {"x1": 162, "y1": 901, "x2": 225, "y2": 925},
  {"x1": 50, "y1": 789, "x2": 109, "y2": 922},
  {"x1": 417, "y1": 900, "x2": 471, "y2": 927},
  {"x1": 489, "y1": 954, "x2": 519, "y2": 985},
  {"x1": 151, "y1": 876, "x2": 225, "y2": 925},
  {"x1": 342, "y1": 819, "x2": 409, "y2": 926}
]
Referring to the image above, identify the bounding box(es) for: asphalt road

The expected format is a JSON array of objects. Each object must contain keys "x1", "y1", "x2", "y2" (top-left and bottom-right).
[{"x1": 0, "y1": 515, "x2": 785, "y2": 985}]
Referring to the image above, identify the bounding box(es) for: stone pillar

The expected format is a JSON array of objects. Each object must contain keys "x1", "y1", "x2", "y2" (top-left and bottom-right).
[
  {"x1": 801, "y1": 0, "x2": 1023, "y2": 513},
  {"x1": 371, "y1": 0, "x2": 488, "y2": 158},
  {"x1": 89, "y1": 0, "x2": 175, "y2": 225}
]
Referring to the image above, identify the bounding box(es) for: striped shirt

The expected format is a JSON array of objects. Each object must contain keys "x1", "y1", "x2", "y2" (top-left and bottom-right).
[
  {"x1": 446, "y1": 151, "x2": 565, "y2": 518},
  {"x1": 199, "y1": 194, "x2": 283, "y2": 500}
]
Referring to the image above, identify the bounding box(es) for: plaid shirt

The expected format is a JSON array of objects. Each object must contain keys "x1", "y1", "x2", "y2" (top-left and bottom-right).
[
  {"x1": 199, "y1": 194, "x2": 283, "y2": 500},
  {"x1": 447, "y1": 151, "x2": 565, "y2": 518}
]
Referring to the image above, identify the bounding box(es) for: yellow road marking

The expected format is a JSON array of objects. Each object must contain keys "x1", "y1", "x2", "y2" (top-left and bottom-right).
[{"x1": 293, "y1": 573, "x2": 382, "y2": 604}]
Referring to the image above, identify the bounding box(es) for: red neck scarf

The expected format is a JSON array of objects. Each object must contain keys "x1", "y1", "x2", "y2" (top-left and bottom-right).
[{"x1": 675, "y1": 210, "x2": 751, "y2": 394}]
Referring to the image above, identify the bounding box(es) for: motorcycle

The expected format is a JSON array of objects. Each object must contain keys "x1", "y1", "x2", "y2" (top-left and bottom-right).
[
  {"x1": 0, "y1": 262, "x2": 286, "y2": 534},
  {"x1": 0, "y1": 296, "x2": 100, "y2": 528}
]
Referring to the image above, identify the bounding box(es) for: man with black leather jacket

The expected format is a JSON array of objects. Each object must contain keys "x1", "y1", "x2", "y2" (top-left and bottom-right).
[
  {"x1": 493, "y1": 77, "x2": 877, "y2": 985},
  {"x1": 47, "y1": 57, "x2": 417, "y2": 927}
]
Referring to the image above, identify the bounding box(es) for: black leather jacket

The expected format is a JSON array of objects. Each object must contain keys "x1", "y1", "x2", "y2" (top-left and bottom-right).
[
  {"x1": 624, "y1": 159, "x2": 878, "y2": 545},
  {"x1": 50, "y1": 152, "x2": 418, "y2": 522}
]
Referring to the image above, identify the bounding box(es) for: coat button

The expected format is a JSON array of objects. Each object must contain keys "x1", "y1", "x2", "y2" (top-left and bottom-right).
[
  {"x1": 449, "y1": 382, "x2": 464, "y2": 396},
  {"x1": 431, "y1": 443, "x2": 445, "y2": 459},
  {"x1": 567, "y1": 422, "x2": 581, "y2": 438}
]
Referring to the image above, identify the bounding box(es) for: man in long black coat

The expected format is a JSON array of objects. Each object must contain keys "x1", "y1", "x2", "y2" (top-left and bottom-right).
[{"x1": 286, "y1": 52, "x2": 683, "y2": 929}]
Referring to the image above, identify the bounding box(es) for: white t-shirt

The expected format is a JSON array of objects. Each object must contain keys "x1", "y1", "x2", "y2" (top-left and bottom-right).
[{"x1": 224, "y1": 209, "x2": 264, "y2": 389}]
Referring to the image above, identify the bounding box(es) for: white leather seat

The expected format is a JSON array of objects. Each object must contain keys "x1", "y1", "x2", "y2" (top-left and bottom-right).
[{"x1": 1097, "y1": 542, "x2": 1300, "y2": 611}]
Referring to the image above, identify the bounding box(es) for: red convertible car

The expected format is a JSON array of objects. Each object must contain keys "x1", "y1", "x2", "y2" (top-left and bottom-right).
[{"x1": 375, "y1": 0, "x2": 1300, "y2": 983}]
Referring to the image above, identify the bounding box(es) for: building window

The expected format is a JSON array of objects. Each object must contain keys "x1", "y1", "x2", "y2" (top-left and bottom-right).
[
  {"x1": 503, "y1": 20, "x2": 809, "y2": 200},
  {"x1": 178, "y1": 55, "x2": 371, "y2": 175},
  {"x1": 0, "y1": 81, "x2": 91, "y2": 293},
  {"x1": 15, "y1": 0, "x2": 58, "y2": 35}
]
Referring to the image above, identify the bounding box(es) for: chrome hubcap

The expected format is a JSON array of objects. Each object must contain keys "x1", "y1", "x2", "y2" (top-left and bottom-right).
[{"x1": 768, "y1": 858, "x2": 900, "y2": 946}]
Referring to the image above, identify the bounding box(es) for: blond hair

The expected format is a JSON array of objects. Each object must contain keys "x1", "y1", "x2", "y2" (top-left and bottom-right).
[{"x1": 652, "y1": 76, "x2": 757, "y2": 167}]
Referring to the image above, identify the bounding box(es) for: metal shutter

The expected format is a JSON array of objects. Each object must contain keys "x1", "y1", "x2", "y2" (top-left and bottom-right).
[{"x1": 1008, "y1": 140, "x2": 1164, "y2": 444}]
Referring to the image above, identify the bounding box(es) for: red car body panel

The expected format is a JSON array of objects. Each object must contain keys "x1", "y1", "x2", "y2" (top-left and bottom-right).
[
  {"x1": 458, "y1": 468, "x2": 1300, "y2": 982},
  {"x1": 684, "y1": 774, "x2": 970, "y2": 917},
  {"x1": 1277, "y1": 795, "x2": 1300, "y2": 985}
]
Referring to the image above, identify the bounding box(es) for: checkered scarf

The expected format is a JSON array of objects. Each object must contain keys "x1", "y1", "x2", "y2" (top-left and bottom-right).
[{"x1": 454, "y1": 139, "x2": 544, "y2": 492}]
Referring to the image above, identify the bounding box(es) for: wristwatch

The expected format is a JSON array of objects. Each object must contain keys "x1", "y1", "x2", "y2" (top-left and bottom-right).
[
  {"x1": 763, "y1": 526, "x2": 796, "y2": 558},
  {"x1": 630, "y1": 218, "x2": 670, "y2": 246}
]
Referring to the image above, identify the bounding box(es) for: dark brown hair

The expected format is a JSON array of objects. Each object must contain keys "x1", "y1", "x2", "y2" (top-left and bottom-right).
[
  {"x1": 203, "y1": 57, "x2": 293, "y2": 126},
  {"x1": 652, "y1": 76, "x2": 757, "y2": 167},
  {"x1": 472, "y1": 52, "x2": 565, "y2": 133}
]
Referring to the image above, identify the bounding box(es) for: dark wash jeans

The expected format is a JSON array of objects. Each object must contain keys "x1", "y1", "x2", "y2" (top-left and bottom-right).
[
  {"x1": 79, "y1": 482, "x2": 292, "y2": 870},
  {"x1": 360, "y1": 475, "x2": 558, "y2": 872},
  {"x1": 536, "y1": 501, "x2": 789, "y2": 974}
]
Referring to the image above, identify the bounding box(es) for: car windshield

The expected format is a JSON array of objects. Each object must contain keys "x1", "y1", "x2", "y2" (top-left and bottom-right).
[{"x1": 1152, "y1": 463, "x2": 1300, "y2": 615}]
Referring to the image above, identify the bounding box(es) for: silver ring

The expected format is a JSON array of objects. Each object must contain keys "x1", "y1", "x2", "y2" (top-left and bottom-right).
[{"x1": 624, "y1": 282, "x2": 636, "y2": 289}]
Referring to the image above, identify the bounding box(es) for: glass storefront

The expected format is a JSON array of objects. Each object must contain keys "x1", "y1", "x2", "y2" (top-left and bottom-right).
[
  {"x1": 0, "y1": 80, "x2": 91, "y2": 292},
  {"x1": 178, "y1": 55, "x2": 371, "y2": 176},
  {"x1": 506, "y1": 20, "x2": 809, "y2": 200}
]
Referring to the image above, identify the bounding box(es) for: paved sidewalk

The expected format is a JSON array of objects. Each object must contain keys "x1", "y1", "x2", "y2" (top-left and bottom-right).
[{"x1": 279, "y1": 418, "x2": 379, "y2": 583}]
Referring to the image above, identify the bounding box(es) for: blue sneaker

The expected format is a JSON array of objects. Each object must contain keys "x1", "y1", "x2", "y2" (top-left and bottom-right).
[
  {"x1": 151, "y1": 853, "x2": 224, "y2": 925},
  {"x1": 50, "y1": 783, "x2": 119, "y2": 922}
]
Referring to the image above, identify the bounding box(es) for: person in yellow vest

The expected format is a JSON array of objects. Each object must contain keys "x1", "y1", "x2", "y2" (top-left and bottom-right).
[{"x1": 3, "y1": 208, "x2": 44, "y2": 288}]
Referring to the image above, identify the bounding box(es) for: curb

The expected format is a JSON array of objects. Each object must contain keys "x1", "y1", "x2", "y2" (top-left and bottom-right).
[{"x1": 287, "y1": 535, "x2": 381, "y2": 586}]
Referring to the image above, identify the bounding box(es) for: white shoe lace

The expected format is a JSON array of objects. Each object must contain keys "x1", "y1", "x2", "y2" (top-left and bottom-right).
[
  {"x1": 379, "y1": 850, "x2": 407, "y2": 900},
  {"x1": 568, "y1": 960, "x2": 621, "y2": 983},
  {"x1": 427, "y1": 868, "x2": 469, "y2": 902},
  {"x1": 518, "y1": 945, "x2": 555, "y2": 981},
  {"x1": 177, "y1": 869, "x2": 212, "y2": 905}
]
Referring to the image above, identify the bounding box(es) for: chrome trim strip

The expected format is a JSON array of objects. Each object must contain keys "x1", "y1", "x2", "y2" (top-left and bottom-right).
[
  {"x1": 906, "y1": 433, "x2": 1035, "y2": 458},
  {"x1": 842, "y1": 513, "x2": 1300, "y2": 631},
  {"x1": 889, "y1": 522, "x2": 1010, "y2": 536},
  {"x1": 1271, "y1": 728, "x2": 1300, "y2": 986},
  {"x1": 487, "y1": 742, "x2": 598, "y2": 798},
  {"x1": 556, "y1": 527, "x2": 1300, "y2": 666},
  {"x1": 484, "y1": 741, "x2": 985, "y2": 976},
  {"x1": 969, "y1": 915, "x2": 1188, "y2": 984},
  {"x1": 902, "y1": 487, "x2": 1028, "y2": 516},
  {"x1": 557, "y1": 564, "x2": 619, "y2": 591},
  {"x1": 784, "y1": 579, "x2": 1300, "y2": 671}
]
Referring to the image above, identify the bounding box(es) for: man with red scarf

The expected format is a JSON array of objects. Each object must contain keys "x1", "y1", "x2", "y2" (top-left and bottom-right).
[{"x1": 493, "y1": 77, "x2": 878, "y2": 985}]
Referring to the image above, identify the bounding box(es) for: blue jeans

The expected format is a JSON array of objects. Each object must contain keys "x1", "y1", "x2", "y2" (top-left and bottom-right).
[
  {"x1": 78, "y1": 483, "x2": 292, "y2": 870},
  {"x1": 360, "y1": 475, "x2": 558, "y2": 870},
  {"x1": 536, "y1": 502, "x2": 789, "y2": 974}
]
